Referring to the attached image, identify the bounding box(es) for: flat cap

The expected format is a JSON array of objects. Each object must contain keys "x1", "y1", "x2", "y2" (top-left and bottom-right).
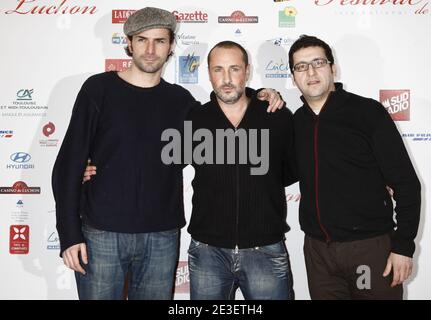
[{"x1": 124, "y1": 7, "x2": 177, "y2": 36}]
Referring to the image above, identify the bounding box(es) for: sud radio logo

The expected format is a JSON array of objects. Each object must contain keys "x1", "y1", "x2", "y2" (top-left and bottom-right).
[
  {"x1": 175, "y1": 261, "x2": 190, "y2": 293},
  {"x1": 380, "y1": 89, "x2": 410, "y2": 121}
]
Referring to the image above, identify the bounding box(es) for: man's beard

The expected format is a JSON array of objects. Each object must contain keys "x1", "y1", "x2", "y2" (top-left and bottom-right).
[
  {"x1": 133, "y1": 54, "x2": 165, "y2": 74},
  {"x1": 214, "y1": 83, "x2": 244, "y2": 104}
]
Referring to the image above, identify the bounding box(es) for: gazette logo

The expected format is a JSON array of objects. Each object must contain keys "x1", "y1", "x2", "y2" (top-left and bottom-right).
[
  {"x1": 218, "y1": 11, "x2": 258, "y2": 23},
  {"x1": 173, "y1": 10, "x2": 208, "y2": 23},
  {"x1": 10, "y1": 225, "x2": 29, "y2": 254},
  {"x1": 175, "y1": 261, "x2": 190, "y2": 293},
  {"x1": 279, "y1": 6, "x2": 297, "y2": 27},
  {"x1": 178, "y1": 54, "x2": 200, "y2": 84},
  {"x1": 40, "y1": 122, "x2": 59, "y2": 147},
  {"x1": 0, "y1": 181, "x2": 41, "y2": 194},
  {"x1": 111, "y1": 9, "x2": 135, "y2": 23},
  {"x1": 380, "y1": 89, "x2": 410, "y2": 121},
  {"x1": 4, "y1": 0, "x2": 97, "y2": 15},
  {"x1": 105, "y1": 59, "x2": 132, "y2": 72},
  {"x1": 0, "y1": 89, "x2": 47, "y2": 117}
]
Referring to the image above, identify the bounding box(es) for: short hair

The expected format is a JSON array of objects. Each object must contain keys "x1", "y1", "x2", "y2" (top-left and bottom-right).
[
  {"x1": 207, "y1": 41, "x2": 249, "y2": 67},
  {"x1": 124, "y1": 30, "x2": 175, "y2": 57},
  {"x1": 288, "y1": 35, "x2": 334, "y2": 73}
]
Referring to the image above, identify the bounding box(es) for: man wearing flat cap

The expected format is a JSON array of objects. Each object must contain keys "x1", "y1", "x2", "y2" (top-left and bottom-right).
[{"x1": 53, "y1": 7, "x2": 283, "y2": 300}]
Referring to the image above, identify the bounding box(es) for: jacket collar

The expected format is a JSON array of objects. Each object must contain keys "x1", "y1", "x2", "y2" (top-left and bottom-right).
[{"x1": 300, "y1": 82, "x2": 349, "y2": 116}]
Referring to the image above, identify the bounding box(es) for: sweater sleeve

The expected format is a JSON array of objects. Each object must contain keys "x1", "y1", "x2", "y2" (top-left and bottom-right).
[
  {"x1": 371, "y1": 105, "x2": 421, "y2": 257},
  {"x1": 52, "y1": 86, "x2": 100, "y2": 257}
]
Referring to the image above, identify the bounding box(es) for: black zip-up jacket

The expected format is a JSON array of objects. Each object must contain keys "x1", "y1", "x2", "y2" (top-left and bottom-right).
[
  {"x1": 187, "y1": 90, "x2": 296, "y2": 249},
  {"x1": 294, "y1": 83, "x2": 421, "y2": 257}
]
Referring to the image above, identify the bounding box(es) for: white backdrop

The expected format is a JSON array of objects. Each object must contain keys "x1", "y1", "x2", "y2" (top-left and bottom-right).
[{"x1": 0, "y1": 0, "x2": 429, "y2": 300}]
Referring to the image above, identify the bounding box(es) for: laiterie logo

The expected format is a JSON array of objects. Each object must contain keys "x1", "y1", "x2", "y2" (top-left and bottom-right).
[
  {"x1": 218, "y1": 11, "x2": 259, "y2": 23},
  {"x1": 178, "y1": 54, "x2": 200, "y2": 84},
  {"x1": 105, "y1": 59, "x2": 132, "y2": 72},
  {"x1": 40, "y1": 122, "x2": 59, "y2": 147},
  {"x1": 0, "y1": 181, "x2": 40, "y2": 194},
  {"x1": 265, "y1": 59, "x2": 291, "y2": 78},
  {"x1": 174, "y1": 261, "x2": 190, "y2": 293},
  {"x1": 4, "y1": 0, "x2": 97, "y2": 15},
  {"x1": 7, "y1": 152, "x2": 34, "y2": 170},
  {"x1": 112, "y1": 33, "x2": 127, "y2": 45},
  {"x1": 112, "y1": 9, "x2": 135, "y2": 23},
  {"x1": 173, "y1": 10, "x2": 208, "y2": 23},
  {"x1": 279, "y1": 6, "x2": 297, "y2": 27},
  {"x1": 314, "y1": 0, "x2": 429, "y2": 15},
  {"x1": 380, "y1": 89, "x2": 410, "y2": 121},
  {"x1": 0, "y1": 130, "x2": 13, "y2": 138},
  {"x1": 10, "y1": 225, "x2": 29, "y2": 254}
]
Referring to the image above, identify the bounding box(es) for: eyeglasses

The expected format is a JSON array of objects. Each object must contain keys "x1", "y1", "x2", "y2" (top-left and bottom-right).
[{"x1": 293, "y1": 58, "x2": 331, "y2": 72}]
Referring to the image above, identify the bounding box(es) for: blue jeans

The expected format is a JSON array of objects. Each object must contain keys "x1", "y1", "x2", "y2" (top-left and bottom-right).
[
  {"x1": 76, "y1": 224, "x2": 179, "y2": 300},
  {"x1": 188, "y1": 239, "x2": 294, "y2": 300}
]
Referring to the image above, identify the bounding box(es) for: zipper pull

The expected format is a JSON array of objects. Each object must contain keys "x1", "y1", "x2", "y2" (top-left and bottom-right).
[{"x1": 234, "y1": 245, "x2": 239, "y2": 254}]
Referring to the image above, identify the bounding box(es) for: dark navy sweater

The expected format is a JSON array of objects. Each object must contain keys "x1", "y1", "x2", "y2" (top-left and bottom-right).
[{"x1": 52, "y1": 72, "x2": 196, "y2": 256}]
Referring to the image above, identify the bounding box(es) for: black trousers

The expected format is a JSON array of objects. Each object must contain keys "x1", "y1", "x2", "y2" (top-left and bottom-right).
[{"x1": 304, "y1": 234, "x2": 403, "y2": 300}]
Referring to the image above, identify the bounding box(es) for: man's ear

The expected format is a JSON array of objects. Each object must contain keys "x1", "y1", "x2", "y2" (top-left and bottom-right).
[
  {"x1": 331, "y1": 63, "x2": 337, "y2": 78},
  {"x1": 126, "y1": 37, "x2": 133, "y2": 54},
  {"x1": 246, "y1": 64, "x2": 251, "y2": 82}
]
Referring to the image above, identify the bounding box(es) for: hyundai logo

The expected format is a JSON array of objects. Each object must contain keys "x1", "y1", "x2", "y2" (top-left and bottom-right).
[{"x1": 10, "y1": 152, "x2": 31, "y2": 163}]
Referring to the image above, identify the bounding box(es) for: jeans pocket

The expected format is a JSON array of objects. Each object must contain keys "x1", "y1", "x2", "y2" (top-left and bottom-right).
[
  {"x1": 257, "y1": 241, "x2": 288, "y2": 257},
  {"x1": 188, "y1": 238, "x2": 205, "y2": 254}
]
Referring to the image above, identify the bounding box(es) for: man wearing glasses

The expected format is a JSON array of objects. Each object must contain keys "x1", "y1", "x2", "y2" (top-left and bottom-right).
[{"x1": 289, "y1": 35, "x2": 421, "y2": 299}]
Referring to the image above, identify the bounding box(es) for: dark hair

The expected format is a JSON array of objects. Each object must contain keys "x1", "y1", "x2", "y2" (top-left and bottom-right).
[
  {"x1": 288, "y1": 35, "x2": 334, "y2": 73},
  {"x1": 124, "y1": 29, "x2": 175, "y2": 57},
  {"x1": 207, "y1": 41, "x2": 249, "y2": 67}
]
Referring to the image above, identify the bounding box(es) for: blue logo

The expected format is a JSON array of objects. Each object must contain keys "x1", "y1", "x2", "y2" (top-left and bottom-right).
[
  {"x1": 16, "y1": 89, "x2": 34, "y2": 101},
  {"x1": 265, "y1": 59, "x2": 291, "y2": 78},
  {"x1": 179, "y1": 54, "x2": 199, "y2": 84},
  {"x1": 10, "y1": 152, "x2": 31, "y2": 163}
]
